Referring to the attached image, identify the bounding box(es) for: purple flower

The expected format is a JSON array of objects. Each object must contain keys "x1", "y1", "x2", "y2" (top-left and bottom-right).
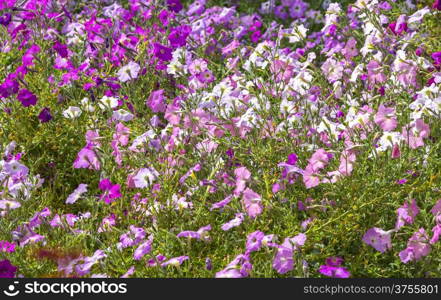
[
  {"x1": 210, "y1": 195, "x2": 233, "y2": 210},
  {"x1": 246, "y1": 231, "x2": 265, "y2": 253},
  {"x1": 0, "y1": 13, "x2": 12, "y2": 26},
  {"x1": 205, "y1": 258, "x2": 212, "y2": 271},
  {"x1": 0, "y1": 260, "x2": 17, "y2": 278},
  {"x1": 134, "y1": 236, "x2": 154, "y2": 260},
  {"x1": 153, "y1": 43, "x2": 172, "y2": 61},
  {"x1": 146, "y1": 89, "x2": 167, "y2": 113},
  {"x1": 430, "y1": 199, "x2": 441, "y2": 216},
  {"x1": 38, "y1": 107, "x2": 52, "y2": 123},
  {"x1": 161, "y1": 256, "x2": 189, "y2": 267},
  {"x1": 75, "y1": 250, "x2": 107, "y2": 276},
  {"x1": 168, "y1": 25, "x2": 192, "y2": 48},
  {"x1": 216, "y1": 254, "x2": 252, "y2": 278},
  {"x1": 362, "y1": 227, "x2": 392, "y2": 253},
  {"x1": 273, "y1": 240, "x2": 294, "y2": 274},
  {"x1": 166, "y1": 0, "x2": 183, "y2": 13},
  {"x1": 118, "y1": 226, "x2": 146, "y2": 249},
  {"x1": 325, "y1": 257, "x2": 344, "y2": 267},
  {"x1": 98, "y1": 178, "x2": 121, "y2": 204},
  {"x1": 221, "y1": 213, "x2": 244, "y2": 231},
  {"x1": 17, "y1": 89, "x2": 38, "y2": 107},
  {"x1": 177, "y1": 225, "x2": 211, "y2": 241},
  {"x1": 66, "y1": 184, "x2": 88, "y2": 204}
]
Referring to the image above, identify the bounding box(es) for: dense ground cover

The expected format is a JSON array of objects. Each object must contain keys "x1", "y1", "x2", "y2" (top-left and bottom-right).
[{"x1": 0, "y1": 0, "x2": 441, "y2": 278}]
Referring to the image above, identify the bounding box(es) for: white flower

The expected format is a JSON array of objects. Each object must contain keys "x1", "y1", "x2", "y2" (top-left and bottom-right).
[
  {"x1": 377, "y1": 132, "x2": 403, "y2": 152},
  {"x1": 288, "y1": 24, "x2": 308, "y2": 44},
  {"x1": 63, "y1": 106, "x2": 82, "y2": 119},
  {"x1": 117, "y1": 61, "x2": 140, "y2": 82},
  {"x1": 133, "y1": 167, "x2": 159, "y2": 189},
  {"x1": 98, "y1": 96, "x2": 119, "y2": 110},
  {"x1": 113, "y1": 109, "x2": 134, "y2": 122},
  {"x1": 80, "y1": 97, "x2": 95, "y2": 112}
]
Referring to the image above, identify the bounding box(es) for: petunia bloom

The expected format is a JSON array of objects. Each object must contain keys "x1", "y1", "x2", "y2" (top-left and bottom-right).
[{"x1": 362, "y1": 227, "x2": 392, "y2": 253}]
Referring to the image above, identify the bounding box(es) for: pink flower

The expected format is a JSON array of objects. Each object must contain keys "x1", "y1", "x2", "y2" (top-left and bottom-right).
[
  {"x1": 395, "y1": 199, "x2": 420, "y2": 230},
  {"x1": 242, "y1": 188, "x2": 263, "y2": 218},
  {"x1": 366, "y1": 60, "x2": 386, "y2": 87},
  {"x1": 362, "y1": 227, "x2": 392, "y2": 253},
  {"x1": 234, "y1": 166, "x2": 251, "y2": 196},
  {"x1": 73, "y1": 146, "x2": 100, "y2": 170},
  {"x1": 402, "y1": 119, "x2": 430, "y2": 149},
  {"x1": 308, "y1": 149, "x2": 332, "y2": 172},
  {"x1": 303, "y1": 167, "x2": 320, "y2": 189},
  {"x1": 399, "y1": 228, "x2": 431, "y2": 263},
  {"x1": 375, "y1": 105, "x2": 397, "y2": 131}
]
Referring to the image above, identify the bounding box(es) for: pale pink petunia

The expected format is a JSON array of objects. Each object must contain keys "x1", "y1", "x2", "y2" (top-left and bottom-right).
[
  {"x1": 242, "y1": 188, "x2": 263, "y2": 218},
  {"x1": 375, "y1": 105, "x2": 397, "y2": 131}
]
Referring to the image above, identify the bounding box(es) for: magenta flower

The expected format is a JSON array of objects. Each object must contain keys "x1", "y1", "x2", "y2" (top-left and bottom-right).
[
  {"x1": 168, "y1": 25, "x2": 191, "y2": 48},
  {"x1": 242, "y1": 188, "x2": 263, "y2": 219},
  {"x1": 362, "y1": 227, "x2": 392, "y2": 253},
  {"x1": 318, "y1": 257, "x2": 350, "y2": 278},
  {"x1": 273, "y1": 234, "x2": 306, "y2": 274},
  {"x1": 0, "y1": 13, "x2": 12, "y2": 26},
  {"x1": 375, "y1": 105, "x2": 397, "y2": 131},
  {"x1": 399, "y1": 228, "x2": 431, "y2": 263},
  {"x1": 221, "y1": 213, "x2": 245, "y2": 231},
  {"x1": 0, "y1": 241, "x2": 15, "y2": 253},
  {"x1": 153, "y1": 43, "x2": 172, "y2": 61},
  {"x1": 75, "y1": 250, "x2": 107, "y2": 276},
  {"x1": 319, "y1": 265, "x2": 350, "y2": 278},
  {"x1": 0, "y1": 260, "x2": 17, "y2": 278},
  {"x1": 434, "y1": 0, "x2": 441, "y2": 10},
  {"x1": 98, "y1": 178, "x2": 121, "y2": 204},
  {"x1": 325, "y1": 257, "x2": 344, "y2": 267},
  {"x1": 17, "y1": 89, "x2": 38, "y2": 107}
]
